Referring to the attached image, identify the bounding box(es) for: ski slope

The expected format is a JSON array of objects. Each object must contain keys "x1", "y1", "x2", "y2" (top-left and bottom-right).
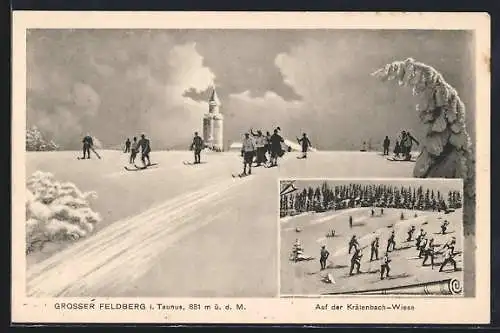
[
  {"x1": 280, "y1": 208, "x2": 464, "y2": 296},
  {"x1": 24, "y1": 149, "x2": 434, "y2": 297}
]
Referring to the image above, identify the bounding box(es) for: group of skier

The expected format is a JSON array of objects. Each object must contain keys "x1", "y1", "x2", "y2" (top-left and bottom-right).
[
  {"x1": 240, "y1": 127, "x2": 313, "y2": 176},
  {"x1": 184, "y1": 126, "x2": 314, "y2": 177},
  {"x1": 316, "y1": 211, "x2": 460, "y2": 282},
  {"x1": 241, "y1": 127, "x2": 285, "y2": 175},
  {"x1": 123, "y1": 134, "x2": 152, "y2": 167},
  {"x1": 382, "y1": 130, "x2": 420, "y2": 161}
]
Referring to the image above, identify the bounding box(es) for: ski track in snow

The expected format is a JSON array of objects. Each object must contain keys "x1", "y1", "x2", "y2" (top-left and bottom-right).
[{"x1": 26, "y1": 175, "x2": 252, "y2": 297}]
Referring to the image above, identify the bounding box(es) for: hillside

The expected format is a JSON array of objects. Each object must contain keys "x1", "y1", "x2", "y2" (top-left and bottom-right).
[
  {"x1": 24, "y1": 149, "x2": 455, "y2": 297},
  {"x1": 280, "y1": 208, "x2": 463, "y2": 296}
]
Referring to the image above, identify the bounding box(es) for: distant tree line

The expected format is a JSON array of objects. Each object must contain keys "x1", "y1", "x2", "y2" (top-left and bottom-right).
[{"x1": 280, "y1": 182, "x2": 462, "y2": 218}]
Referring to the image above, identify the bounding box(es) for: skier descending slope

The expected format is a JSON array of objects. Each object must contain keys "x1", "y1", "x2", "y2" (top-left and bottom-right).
[
  {"x1": 190, "y1": 132, "x2": 204, "y2": 164},
  {"x1": 137, "y1": 134, "x2": 152, "y2": 167},
  {"x1": 79, "y1": 133, "x2": 101, "y2": 159},
  {"x1": 129, "y1": 137, "x2": 138, "y2": 164},
  {"x1": 81, "y1": 134, "x2": 93, "y2": 159},
  {"x1": 297, "y1": 133, "x2": 312, "y2": 159},
  {"x1": 239, "y1": 132, "x2": 256, "y2": 176}
]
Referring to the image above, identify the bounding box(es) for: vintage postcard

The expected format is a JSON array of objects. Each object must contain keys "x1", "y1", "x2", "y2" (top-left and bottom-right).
[{"x1": 12, "y1": 11, "x2": 490, "y2": 324}]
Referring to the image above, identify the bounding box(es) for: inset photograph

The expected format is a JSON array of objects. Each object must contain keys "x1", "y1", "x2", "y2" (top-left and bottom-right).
[{"x1": 280, "y1": 178, "x2": 464, "y2": 297}]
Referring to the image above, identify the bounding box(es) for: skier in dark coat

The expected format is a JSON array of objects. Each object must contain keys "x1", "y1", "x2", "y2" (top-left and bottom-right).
[
  {"x1": 190, "y1": 132, "x2": 204, "y2": 164},
  {"x1": 297, "y1": 133, "x2": 312, "y2": 159},
  {"x1": 348, "y1": 235, "x2": 359, "y2": 254},
  {"x1": 380, "y1": 252, "x2": 391, "y2": 280},
  {"x1": 82, "y1": 134, "x2": 94, "y2": 159},
  {"x1": 370, "y1": 237, "x2": 380, "y2": 261},
  {"x1": 269, "y1": 129, "x2": 284, "y2": 167},
  {"x1": 320, "y1": 245, "x2": 330, "y2": 270},
  {"x1": 349, "y1": 249, "x2": 363, "y2": 275},
  {"x1": 383, "y1": 136, "x2": 390, "y2": 155},
  {"x1": 124, "y1": 138, "x2": 131, "y2": 153},
  {"x1": 137, "y1": 134, "x2": 152, "y2": 167}
]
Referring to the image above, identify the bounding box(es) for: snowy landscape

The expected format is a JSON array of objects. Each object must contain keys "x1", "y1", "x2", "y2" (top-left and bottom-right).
[
  {"x1": 22, "y1": 29, "x2": 476, "y2": 298},
  {"x1": 25, "y1": 149, "x2": 422, "y2": 297}
]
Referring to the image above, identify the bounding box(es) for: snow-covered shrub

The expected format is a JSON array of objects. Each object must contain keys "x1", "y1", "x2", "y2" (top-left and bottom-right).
[
  {"x1": 26, "y1": 126, "x2": 60, "y2": 151},
  {"x1": 25, "y1": 171, "x2": 101, "y2": 253},
  {"x1": 92, "y1": 137, "x2": 103, "y2": 149},
  {"x1": 372, "y1": 58, "x2": 475, "y2": 232}
]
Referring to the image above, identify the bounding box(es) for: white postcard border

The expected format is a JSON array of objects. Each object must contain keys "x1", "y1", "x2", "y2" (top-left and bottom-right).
[{"x1": 11, "y1": 11, "x2": 491, "y2": 324}]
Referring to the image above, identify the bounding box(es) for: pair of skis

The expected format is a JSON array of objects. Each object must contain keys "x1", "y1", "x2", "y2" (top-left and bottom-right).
[
  {"x1": 124, "y1": 163, "x2": 159, "y2": 171},
  {"x1": 386, "y1": 157, "x2": 416, "y2": 162},
  {"x1": 232, "y1": 173, "x2": 252, "y2": 178},
  {"x1": 183, "y1": 161, "x2": 206, "y2": 166},
  {"x1": 77, "y1": 146, "x2": 102, "y2": 160}
]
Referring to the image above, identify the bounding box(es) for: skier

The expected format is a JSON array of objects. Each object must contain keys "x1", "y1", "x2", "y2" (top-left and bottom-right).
[
  {"x1": 418, "y1": 237, "x2": 428, "y2": 258},
  {"x1": 401, "y1": 130, "x2": 419, "y2": 161},
  {"x1": 250, "y1": 129, "x2": 266, "y2": 166},
  {"x1": 407, "y1": 225, "x2": 416, "y2": 241},
  {"x1": 442, "y1": 236, "x2": 457, "y2": 251},
  {"x1": 380, "y1": 252, "x2": 391, "y2": 280},
  {"x1": 349, "y1": 215, "x2": 353, "y2": 229},
  {"x1": 441, "y1": 220, "x2": 450, "y2": 235},
  {"x1": 190, "y1": 132, "x2": 204, "y2": 164},
  {"x1": 137, "y1": 134, "x2": 152, "y2": 167},
  {"x1": 383, "y1": 136, "x2": 390, "y2": 156},
  {"x1": 81, "y1": 133, "x2": 94, "y2": 159},
  {"x1": 380, "y1": 208, "x2": 384, "y2": 215},
  {"x1": 124, "y1": 138, "x2": 131, "y2": 153},
  {"x1": 129, "y1": 136, "x2": 138, "y2": 164},
  {"x1": 393, "y1": 140, "x2": 401, "y2": 159},
  {"x1": 297, "y1": 133, "x2": 312, "y2": 159},
  {"x1": 320, "y1": 245, "x2": 330, "y2": 270},
  {"x1": 349, "y1": 248, "x2": 363, "y2": 275},
  {"x1": 386, "y1": 230, "x2": 396, "y2": 252},
  {"x1": 371, "y1": 209, "x2": 375, "y2": 217},
  {"x1": 370, "y1": 236, "x2": 380, "y2": 261},
  {"x1": 422, "y1": 238, "x2": 436, "y2": 268},
  {"x1": 241, "y1": 132, "x2": 256, "y2": 175},
  {"x1": 265, "y1": 131, "x2": 272, "y2": 159},
  {"x1": 415, "y1": 229, "x2": 426, "y2": 249},
  {"x1": 269, "y1": 128, "x2": 284, "y2": 167},
  {"x1": 348, "y1": 235, "x2": 359, "y2": 254},
  {"x1": 439, "y1": 245, "x2": 458, "y2": 272}
]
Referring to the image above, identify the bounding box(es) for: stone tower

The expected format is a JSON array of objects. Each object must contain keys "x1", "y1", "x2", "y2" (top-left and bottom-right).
[{"x1": 203, "y1": 85, "x2": 224, "y2": 151}]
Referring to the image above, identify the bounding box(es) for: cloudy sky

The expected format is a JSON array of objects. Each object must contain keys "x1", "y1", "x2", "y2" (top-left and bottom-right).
[{"x1": 26, "y1": 29, "x2": 475, "y2": 150}]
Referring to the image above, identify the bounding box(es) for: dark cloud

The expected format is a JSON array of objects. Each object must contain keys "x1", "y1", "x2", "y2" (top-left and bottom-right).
[{"x1": 26, "y1": 29, "x2": 474, "y2": 150}]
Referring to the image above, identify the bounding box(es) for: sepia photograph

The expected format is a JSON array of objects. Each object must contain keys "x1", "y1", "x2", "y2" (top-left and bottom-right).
[
  {"x1": 12, "y1": 11, "x2": 489, "y2": 324},
  {"x1": 280, "y1": 179, "x2": 464, "y2": 297},
  {"x1": 24, "y1": 28, "x2": 475, "y2": 298}
]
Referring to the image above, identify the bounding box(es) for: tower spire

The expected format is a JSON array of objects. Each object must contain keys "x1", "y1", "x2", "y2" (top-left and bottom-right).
[{"x1": 208, "y1": 83, "x2": 221, "y2": 112}]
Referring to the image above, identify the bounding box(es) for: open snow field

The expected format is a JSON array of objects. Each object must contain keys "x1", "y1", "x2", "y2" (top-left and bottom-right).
[
  {"x1": 280, "y1": 208, "x2": 463, "y2": 296},
  {"x1": 24, "y1": 149, "x2": 469, "y2": 297}
]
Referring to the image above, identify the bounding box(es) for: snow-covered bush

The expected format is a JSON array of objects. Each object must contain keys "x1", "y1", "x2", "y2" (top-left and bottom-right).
[
  {"x1": 26, "y1": 126, "x2": 60, "y2": 151},
  {"x1": 92, "y1": 137, "x2": 103, "y2": 149},
  {"x1": 372, "y1": 58, "x2": 475, "y2": 232},
  {"x1": 26, "y1": 171, "x2": 102, "y2": 253}
]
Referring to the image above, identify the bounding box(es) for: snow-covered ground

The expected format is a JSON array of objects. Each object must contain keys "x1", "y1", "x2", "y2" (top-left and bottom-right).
[
  {"x1": 24, "y1": 149, "x2": 454, "y2": 297},
  {"x1": 280, "y1": 208, "x2": 463, "y2": 296}
]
